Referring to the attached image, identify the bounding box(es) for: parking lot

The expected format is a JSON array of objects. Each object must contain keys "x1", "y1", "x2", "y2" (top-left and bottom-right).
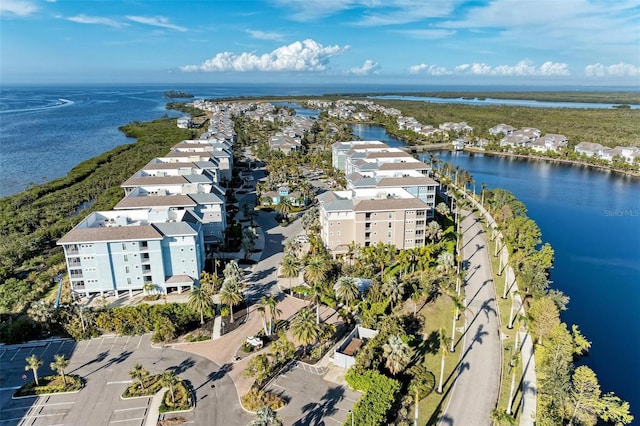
[
  {"x1": 0, "y1": 335, "x2": 250, "y2": 426},
  {"x1": 264, "y1": 363, "x2": 360, "y2": 426}
]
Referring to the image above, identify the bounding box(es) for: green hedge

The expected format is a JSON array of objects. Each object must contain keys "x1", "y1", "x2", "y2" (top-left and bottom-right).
[
  {"x1": 122, "y1": 374, "x2": 162, "y2": 398},
  {"x1": 159, "y1": 381, "x2": 192, "y2": 413},
  {"x1": 345, "y1": 370, "x2": 400, "y2": 426}
]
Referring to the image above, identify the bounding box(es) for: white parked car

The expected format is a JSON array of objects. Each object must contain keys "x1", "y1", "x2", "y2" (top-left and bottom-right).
[{"x1": 295, "y1": 235, "x2": 309, "y2": 243}]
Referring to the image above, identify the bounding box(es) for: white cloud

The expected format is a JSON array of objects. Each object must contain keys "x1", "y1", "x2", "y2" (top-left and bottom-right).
[
  {"x1": 408, "y1": 64, "x2": 451, "y2": 75},
  {"x1": 126, "y1": 16, "x2": 187, "y2": 32},
  {"x1": 0, "y1": 0, "x2": 38, "y2": 16},
  {"x1": 67, "y1": 14, "x2": 122, "y2": 28},
  {"x1": 349, "y1": 60, "x2": 380, "y2": 75},
  {"x1": 182, "y1": 39, "x2": 349, "y2": 72},
  {"x1": 410, "y1": 60, "x2": 570, "y2": 76},
  {"x1": 585, "y1": 62, "x2": 640, "y2": 77},
  {"x1": 246, "y1": 29, "x2": 286, "y2": 41}
]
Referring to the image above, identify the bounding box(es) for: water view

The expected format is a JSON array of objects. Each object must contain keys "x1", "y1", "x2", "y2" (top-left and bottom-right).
[{"x1": 350, "y1": 123, "x2": 640, "y2": 413}]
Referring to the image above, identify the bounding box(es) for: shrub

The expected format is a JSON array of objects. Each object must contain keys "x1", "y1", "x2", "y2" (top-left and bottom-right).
[
  {"x1": 122, "y1": 374, "x2": 162, "y2": 398},
  {"x1": 159, "y1": 381, "x2": 192, "y2": 413},
  {"x1": 345, "y1": 370, "x2": 400, "y2": 426},
  {"x1": 241, "y1": 388, "x2": 287, "y2": 411},
  {"x1": 14, "y1": 375, "x2": 83, "y2": 397}
]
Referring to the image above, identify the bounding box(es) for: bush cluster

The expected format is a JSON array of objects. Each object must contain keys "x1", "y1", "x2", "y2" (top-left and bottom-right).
[{"x1": 241, "y1": 388, "x2": 287, "y2": 412}]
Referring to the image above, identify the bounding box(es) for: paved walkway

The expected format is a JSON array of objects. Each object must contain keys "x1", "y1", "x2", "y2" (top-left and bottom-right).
[{"x1": 438, "y1": 209, "x2": 502, "y2": 426}]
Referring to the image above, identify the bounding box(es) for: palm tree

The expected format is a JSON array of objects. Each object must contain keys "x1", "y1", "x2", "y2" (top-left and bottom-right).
[
  {"x1": 275, "y1": 198, "x2": 293, "y2": 222},
  {"x1": 223, "y1": 260, "x2": 243, "y2": 284},
  {"x1": 25, "y1": 354, "x2": 43, "y2": 386},
  {"x1": 188, "y1": 286, "x2": 214, "y2": 325},
  {"x1": 290, "y1": 308, "x2": 321, "y2": 355},
  {"x1": 266, "y1": 296, "x2": 281, "y2": 335},
  {"x1": 161, "y1": 370, "x2": 179, "y2": 404},
  {"x1": 507, "y1": 290, "x2": 521, "y2": 329},
  {"x1": 368, "y1": 242, "x2": 394, "y2": 281},
  {"x1": 506, "y1": 354, "x2": 520, "y2": 415},
  {"x1": 334, "y1": 276, "x2": 359, "y2": 307},
  {"x1": 446, "y1": 291, "x2": 472, "y2": 352},
  {"x1": 425, "y1": 221, "x2": 444, "y2": 243},
  {"x1": 50, "y1": 354, "x2": 70, "y2": 386},
  {"x1": 129, "y1": 363, "x2": 149, "y2": 390},
  {"x1": 436, "y1": 251, "x2": 455, "y2": 275},
  {"x1": 142, "y1": 282, "x2": 156, "y2": 297},
  {"x1": 437, "y1": 328, "x2": 448, "y2": 393},
  {"x1": 219, "y1": 281, "x2": 243, "y2": 324},
  {"x1": 280, "y1": 253, "x2": 301, "y2": 294},
  {"x1": 251, "y1": 406, "x2": 283, "y2": 426},
  {"x1": 257, "y1": 297, "x2": 270, "y2": 336},
  {"x1": 382, "y1": 335, "x2": 413, "y2": 375},
  {"x1": 382, "y1": 275, "x2": 405, "y2": 309},
  {"x1": 435, "y1": 202, "x2": 450, "y2": 218},
  {"x1": 489, "y1": 408, "x2": 516, "y2": 426},
  {"x1": 304, "y1": 255, "x2": 329, "y2": 324}
]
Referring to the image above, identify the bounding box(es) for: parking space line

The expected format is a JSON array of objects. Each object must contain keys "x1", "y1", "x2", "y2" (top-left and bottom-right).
[
  {"x1": 54, "y1": 340, "x2": 67, "y2": 354},
  {"x1": 39, "y1": 342, "x2": 53, "y2": 356},
  {"x1": 81, "y1": 340, "x2": 92, "y2": 354},
  {"x1": 113, "y1": 406, "x2": 148, "y2": 412},
  {"x1": 109, "y1": 417, "x2": 145, "y2": 424},
  {"x1": 136, "y1": 336, "x2": 143, "y2": 349},
  {"x1": 0, "y1": 349, "x2": 6, "y2": 359},
  {"x1": 9, "y1": 348, "x2": 23, "y2": 362}
]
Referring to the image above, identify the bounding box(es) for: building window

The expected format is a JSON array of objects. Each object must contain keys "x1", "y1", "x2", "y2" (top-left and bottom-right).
[
  {"x1": 387, "y1": 231, "x2": 392, "y2": 238},
  {"x1": 388, "y1": 222, "x2": 392, "y2": 228},
  {"x1": 124, "y1": 255, "x2": 128, "y2": 262},
  {"x1": 388, "y1": 212, "x2": 393, "y2": 219},
  {"x1": 125, "y1": 266, "x2": 130, "y2": 273},
  {"x1": 122, "y1": 243, "x2": 127, "y2": 250},
  {"x1": 127, "y1": 278, "x2": 132, "y2": 285}
]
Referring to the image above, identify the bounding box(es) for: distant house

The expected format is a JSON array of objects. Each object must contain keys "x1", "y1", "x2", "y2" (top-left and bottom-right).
[
  {"x1": 530, "y1": 134, "x2": 568, "y2": 153},
  {"x1": 574, "y1": 142, "x2": 605, "y2": 157},
  {"x1": 488, "y1": 123, "x2": 516, "y2": 136},
  {"x1": 260, "y1": 185, "x2": 308, "y2": 207}
]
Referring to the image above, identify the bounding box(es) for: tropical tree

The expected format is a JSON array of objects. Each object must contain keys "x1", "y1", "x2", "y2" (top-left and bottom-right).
[
  {"x1": 334, "y1": 276, "x2": 359, "y2": 307},
  {"x1": 219, "y1": 281, "x2": 243, "y2": 324},
  {"x1": 382, "y1": 275, "x2": 405, "y2": 308},
  {"x1": 223, "y1": 260, "x2": 243, "y2": 284},
  {"x1": 50, "y1": 354, "x2": 70, "y2": 386},
  {"x1": 251, "y1": 406, "x2": 283, "y2": 426},
  {"x1": 280, "y1": 253, "x2": 301, "y2": 293},
  {"x1": 435, "y1": 202, "x2": 450, "y2": 218},
  {"x1": 129, "y1": 363, "x2": 149, "y2": 390},
  {"x1": 188, "y1": 285, "x2": 213, "y2": 325},
  {"x1": 25, "y1": 354, "x2": 43, "y2": 386},
  {"x1": 382, "y1": 335, "x2": 413, "y2": 375},
  {"x1": 142, "y1": 282, "x2": 157, "y2": 296},
  {"x1": 161, "y1": 370, "x2": 179, "y2": 404},
  {"x1": 270, "y1": 330, "x2": 295, "y2": 364},
  {"x1": 266, "y1": 295, "x2": 281, "y2": 335},
  {"x1": 304, "y1": 254, "x2": 330, "y2": 323},
  {"x1": 290, "y1": 308, "x2": 321, "y2": 355},
  {"x1": 257, "y1": 297, "x2": 270, "y2": 336},
  {"x1": 437, "y1": 328, "x2": 448, "y2": 393},
  {"x1": 600, "y1": 392, "x2": 634, "y2": 425},
  {"x1": 365, "y1": 242, "x2": 395, "y2": 281},
  {"x1": 506, "y1": 354, "x2": 520, "y2": 415},
  {"x1": 489, "y1": 408, "x2": 516, "y2": 425},
  {"x1": 241, "y1": 227, "x2": 258, "y2": 260},
  {"x1": 425, "y1": 221, "x2": 444, "y2": 243},
  {"x1": 436, "y1": 251, "x2": 455, "y2": 275},
  {"x1": 274, "y1": 198, "x2": 293, "y2": 222},
  {"x1": 567, "y1": 366, "x2": 601, "y2": 426}
]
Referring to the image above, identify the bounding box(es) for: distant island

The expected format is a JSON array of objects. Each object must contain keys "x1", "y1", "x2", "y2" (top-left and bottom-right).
[{"x1": 163, "y1": 90, "x2": 194, "y2": 99}]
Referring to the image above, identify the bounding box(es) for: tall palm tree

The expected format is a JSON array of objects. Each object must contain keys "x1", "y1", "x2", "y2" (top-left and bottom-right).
[
  {"x1": 369, "y1": 242, "x2": 394, "y2": 281},
  {"x1": 435, "y1": 202, "x2": 450, "y2": 218},
  {"x1": 382, "y1": 335, "x2": 413, "y2": 375},
  {"x1": 257, "y1": 298, "x2": 270, "y2": 336},
  {"x1": 25, "y1": 354, "x2": 43, "y2": 386},
  {"x1": 219, "y1": 281, "x2": 243, "y2": 324},
  {"x1": 223, "y1": 260, "x2": 243, "y2": 284},
  {"x1": 382, "y1": 275, "x2": 405, "y2": 309},
  {"x1": 161, "y1": 370, "x2": 179, "y2": 404},
  {"x1": 447, "y1": 292, "x2": 472, "y2": 352},
  {"x1": 251, "y1": 406, "x2": 283, "y2": 426},
  {"x1": 506, "y1": 354, "x2": 520, "y2": 415},
  {"x1": 280, "y1": 253, "x2": 301, "y2": 294},
  {"x1": 425, "y1": 221, "x2": 444, "y2": 243},
  {"x1": 304, "y1": 255, "x2": 329, "y2": 323},
  {"x1": 334, "y1": 276, "x2": 359, "y2": 307},
  {"x1": 265, "y1": 295, "x2": 281, "y2": 335},
  {"x1": 290, "y1": 308, "x2": 321, "y2": 355},
  {"x1": 50, "y1": 354, "x2": 70, "y2": 386},
  {"x1": 188, "y1": 286, "x2": 214, "y2": 325},
  {"x1": 437, "y1": 328, "x2": 448, "y2": 393},
  {"x1": 436, "y1": 251, "x2": 455, "y2": 275},
  {"x1": 129, "y1": 363, "x2": 149, "y2": 390}
]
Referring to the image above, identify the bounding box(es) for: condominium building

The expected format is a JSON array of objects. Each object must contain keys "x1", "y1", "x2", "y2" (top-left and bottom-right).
[
  {"x1": 317, "y1": 188, "x2": 431, "y2": 253},
  {"x1": 57, "y1": 209, "x2": 204, "y2": 297}
]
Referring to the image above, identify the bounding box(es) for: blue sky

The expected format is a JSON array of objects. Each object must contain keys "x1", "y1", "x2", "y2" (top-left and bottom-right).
[{"x1": 1, "y1": 0, "x2": 639, "y2": 85}]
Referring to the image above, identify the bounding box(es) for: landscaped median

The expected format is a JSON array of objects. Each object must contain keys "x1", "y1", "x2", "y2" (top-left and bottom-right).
[
  {"x1": 13, "y1": 375, "x2": 83, "y2": 398},
  {"x1": 123, "y1": 365, "x2": 193, "y2": 413}
]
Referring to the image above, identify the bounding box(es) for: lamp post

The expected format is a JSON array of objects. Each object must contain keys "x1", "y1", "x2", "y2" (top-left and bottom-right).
[{"x1": 348, "y1": 409, "x2": 354, "y2": 426}]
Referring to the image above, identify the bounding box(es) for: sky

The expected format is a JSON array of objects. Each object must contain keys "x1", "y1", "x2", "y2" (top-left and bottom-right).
[{"x1": 1, "y1": 0, "x2": 639, "y2": 86}]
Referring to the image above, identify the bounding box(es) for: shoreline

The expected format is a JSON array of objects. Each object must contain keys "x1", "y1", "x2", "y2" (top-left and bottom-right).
[{"x1": 463, "y1": 147, "x2": 640, "y2": 178}]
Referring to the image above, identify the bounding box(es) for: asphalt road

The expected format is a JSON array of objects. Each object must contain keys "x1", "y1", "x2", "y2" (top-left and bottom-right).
[{"x1": 438, "y1": 210, "x2": 502, "y2": 426}]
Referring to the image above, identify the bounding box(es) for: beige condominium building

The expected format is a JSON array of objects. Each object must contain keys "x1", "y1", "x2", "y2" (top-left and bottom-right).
[{"x1": 320, "y1": 140, "x2": 437, "y2": 254}]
